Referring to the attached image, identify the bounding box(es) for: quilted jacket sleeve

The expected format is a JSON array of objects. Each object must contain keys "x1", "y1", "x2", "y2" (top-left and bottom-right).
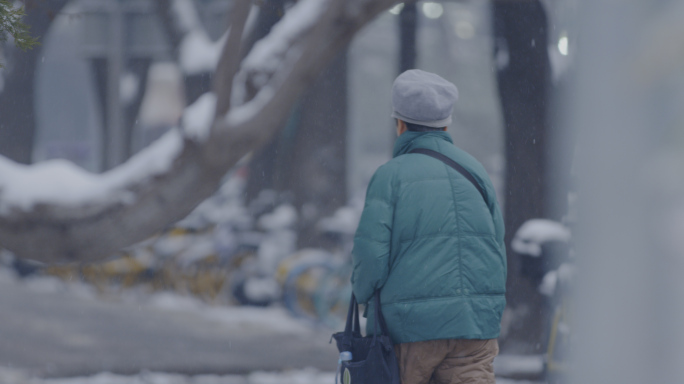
[{"x1": 351, "y1": 167, "x2": 395, "y2": 305}]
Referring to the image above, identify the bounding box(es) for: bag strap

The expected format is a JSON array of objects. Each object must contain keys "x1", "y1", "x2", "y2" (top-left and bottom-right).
[
  {"x1": 353, "y1": 296, "x2": 361, "y2": 335},
  {"x1": 373, "y1": 290, "x2": 391, "y2": 337},
  {"x1": 344, "y1": 294, "x2": 362, "y2": 338},
  {"x1": 346, "y1": 292, "x2": 390, "y2": 339},
  {"x1": 409, "y1": 148, "x2": 488, "y2": 206}
]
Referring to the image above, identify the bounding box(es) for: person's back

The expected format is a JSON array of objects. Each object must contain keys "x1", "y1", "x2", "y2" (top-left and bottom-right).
[{"x1": 351, "y1": 70, "x2": 506, "y2": 384}]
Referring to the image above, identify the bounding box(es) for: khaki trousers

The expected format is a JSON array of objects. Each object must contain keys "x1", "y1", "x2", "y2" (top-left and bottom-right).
[{"x1": 394, "y1": 339, "x2": 498, "y2": 384}]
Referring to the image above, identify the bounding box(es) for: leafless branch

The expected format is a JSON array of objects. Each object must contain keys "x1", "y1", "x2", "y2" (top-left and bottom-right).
[{"x1": 213, "y1": 0, "x2": 252, "y2": 118}]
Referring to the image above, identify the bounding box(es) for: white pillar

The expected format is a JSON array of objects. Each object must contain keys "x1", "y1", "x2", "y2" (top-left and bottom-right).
[{"x1": 571, "y1": 1, "x2": 684, "y2": 383}]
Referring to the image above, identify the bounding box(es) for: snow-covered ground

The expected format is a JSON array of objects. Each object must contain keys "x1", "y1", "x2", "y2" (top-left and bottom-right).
[
  {"x1": 0, "y1": 368, "x2": 331, "y2": 384},
  {"x1": 0, "y1": 266, "x2": 339, "y2": 377},
  {"x1": 0, "y1": 267, "x2": 308, "y2": 336},
  {"x1": 0, "y1": 268, "x2": 546, "y2": 383},
  {"x1": 0, "y1": 368, "x2": 543, "y2": 384}
]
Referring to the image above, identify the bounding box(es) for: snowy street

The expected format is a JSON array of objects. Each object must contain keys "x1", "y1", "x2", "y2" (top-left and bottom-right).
[
  {"x1": 0, "y1": 269, "x2": 544, "y2": 383},
  {"x1": 0, "y1": 270, "x2": 337, "y2": 378},
  {"x1": 0, "y1": 370, "x2": 543, "y2": 384}
]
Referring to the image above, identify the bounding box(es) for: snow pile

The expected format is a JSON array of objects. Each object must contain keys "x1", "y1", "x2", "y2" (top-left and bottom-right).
[
  {"x1": 179, "y1": 30, "x2": 226, "y2": 75},
  {"x1": 538, "y1": 262, "x2": 576, "y2": 297},
  {"x1": 256, "y1": 221, "x2": 297, "y2": 272},
  {"x1": 511, "y1": 219, "x2": 571, "y2": 257},
  {"x1": 147, "y1": 291, "x2": 203, "y2": 312},
  {"x1": 177, "y1": 171, "x2": 251, "y2": 230},
  {"x1": 200, "y1": 305, "x2": 311, "y2": 335},
  {"x1": 0, "y1": 129, "x2": 183, "y2": 213},
  {"x1": 19, "y1": 275, "x2": 97, "y2": 301},
  {"x1": 142, "y1": 291, "x2": 311, "y2": 335},
  {"x1": 5, "y1": 270, "x2": 314, "y2": 337},
  {"x1": 493, "y1": 354, "x2": 545, "y2": 378},
  {"x1": 317, "y1": 206, "x2": 361, "y2": 236},
  {"x1": 258, "y1": 204, "x2": 298, "y2": 231},
  {"x1": 172, "y1": 0, "x2": 226, "y2": 75},
  {"x1": 182, "y1": 92, "x2": 217, "y2": 141},
  {"x1": 227, "y1": 202, "x2": 299, "y2": 304},
  {"x1": 242, "y1": 277, "x2": 281, "y2": 304},
  {"x1": 240, "y1": 0, "x2": 329, "y2": 83}
]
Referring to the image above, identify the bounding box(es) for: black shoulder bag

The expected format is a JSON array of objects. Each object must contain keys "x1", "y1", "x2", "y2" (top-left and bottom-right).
[{"x1": 332, "y1": 292, "x2": 400, "y2": 384}]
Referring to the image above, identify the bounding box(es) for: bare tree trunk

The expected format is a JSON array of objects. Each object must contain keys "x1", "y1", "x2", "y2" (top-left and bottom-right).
[
  {"x1": 0, "y1": 0, "x2": 70, "y2": 163},
  {"x1": 245, "y1": 0, "x2": 349, "y2": 244},
  {"x1": 399, "y1": 2, "x2": 417, "y2": 73},
  {"x1": 287, "y1": 49, "x2": 348, "y2": 247},
  {"x1": 90, "y1": 58, "x2": 152, "y2": 167},
  {"x1": 492, "y1": 0, "x2": 551, "y2": 353},
  {"x1": 244, "y1": 0, "x2": 289, "y2": 200}
]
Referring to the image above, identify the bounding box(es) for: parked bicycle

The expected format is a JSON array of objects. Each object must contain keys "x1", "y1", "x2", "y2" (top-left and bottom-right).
[{"x1": 279, "y1": 206, "x2": 359, "y2": 328}]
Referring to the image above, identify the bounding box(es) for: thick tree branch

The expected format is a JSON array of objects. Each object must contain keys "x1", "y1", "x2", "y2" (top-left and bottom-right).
[{"x1": 0, "y1": 0, "x2": 399, "y2": 263}]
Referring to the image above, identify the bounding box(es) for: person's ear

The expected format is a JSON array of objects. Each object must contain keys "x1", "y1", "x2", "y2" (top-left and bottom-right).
[{"x1": 396, "y1": 120, "x2": 408, "y2": 136}]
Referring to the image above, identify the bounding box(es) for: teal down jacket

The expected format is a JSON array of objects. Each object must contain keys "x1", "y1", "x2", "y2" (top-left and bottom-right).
[{"x1": 351, "y1": 131, "x2": 506, "y2": 344}]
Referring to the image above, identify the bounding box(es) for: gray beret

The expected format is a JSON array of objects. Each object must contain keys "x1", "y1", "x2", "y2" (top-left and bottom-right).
[{"x1": 391, "y1": 69, "x2": 459, "y2": 128}]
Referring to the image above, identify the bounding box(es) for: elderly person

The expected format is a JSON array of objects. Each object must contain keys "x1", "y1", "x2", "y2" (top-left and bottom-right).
[{"x1": 351, "y1": 69, "x2": 506, "y2": 384}]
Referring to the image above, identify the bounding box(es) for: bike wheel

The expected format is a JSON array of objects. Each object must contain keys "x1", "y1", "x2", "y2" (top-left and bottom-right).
[
  {"x1": 312, "y1": 265, "x2": 352, "y2": 329},
  {"x1": 282, "y1": 261, "x2": 337, "y2": 323}
]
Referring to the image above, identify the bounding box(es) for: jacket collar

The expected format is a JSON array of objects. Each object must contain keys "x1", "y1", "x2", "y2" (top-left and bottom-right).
[{"x1": 392, "y1": 131, "x2": 453, "y2": 158}]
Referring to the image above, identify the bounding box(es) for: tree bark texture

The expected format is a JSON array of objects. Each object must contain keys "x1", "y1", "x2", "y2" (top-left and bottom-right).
[
  {"x1": 244, "y1": 0, "x2": 349, "y2": 247},
  {"x1": 287, "y1": 49, "x2": 348, "y2": 247},
  {"x1": 399, "y1": 2, "x2": 418, "y2": 73},
  {"x1": 492, "y1": 0, "x2": 551, "y2": 352},
  {"x1": 243, "y1": 0, "x2": 289, "y2": 199}
]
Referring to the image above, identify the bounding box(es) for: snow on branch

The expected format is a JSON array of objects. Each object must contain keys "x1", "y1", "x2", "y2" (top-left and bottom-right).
[
  {"x1": 224, "y1": 0, "x2": 398, "y2": 130},
  {"x1": 228, "y1": 0, "x2": 333, "y2": 115},
  {"x1": 179, "y1": 29, "x2": 226, "y2": 75},
  {"x1": 0, "y1": 0, "x2": 398, "y2": 263},
  {"x1": 239, "y1": 0, "x2": 331, "y2": 90},
  {"x1": 0, "y1": 130, "x2": 183, "y2": 214},
  {"x1": 182, "y1": 92, "x2": 217, "y2": 142},
  {"x1": 159, "y1": 0, "x2": 228, "y2": 76}
]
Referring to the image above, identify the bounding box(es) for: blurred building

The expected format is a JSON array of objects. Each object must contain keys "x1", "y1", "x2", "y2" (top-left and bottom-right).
[{"x1": 133, "y1": 62, "x2": 186, "y2": 152}]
